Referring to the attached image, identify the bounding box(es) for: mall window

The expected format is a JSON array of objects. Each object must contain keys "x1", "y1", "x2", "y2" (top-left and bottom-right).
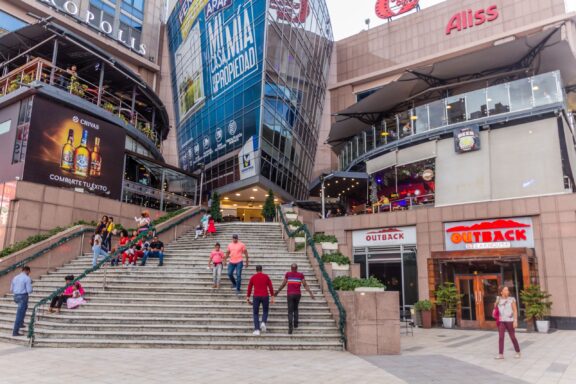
[
  {"x1": 372, "y1": 158, "x2": 436, "y2": 212},
  {"x1": 0, "y1": 11, "x2": 27, "y2": 37}
]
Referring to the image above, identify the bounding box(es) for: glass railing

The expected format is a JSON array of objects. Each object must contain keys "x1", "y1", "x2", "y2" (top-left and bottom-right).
[
  {"x1": 340, "y1": 71, "x2": 564, "y2": 170},
  {"x1": 0, "y1": 58, "x2": 161, "y2": 148}
]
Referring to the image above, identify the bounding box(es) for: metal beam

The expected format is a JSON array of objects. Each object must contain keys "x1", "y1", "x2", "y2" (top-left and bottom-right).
[
  {"x1": 97, "y1": 62, "x2": 105, "y2": 107},
  {"x1": 49, "y1": 39, "x2": 58, "y2": 85}
]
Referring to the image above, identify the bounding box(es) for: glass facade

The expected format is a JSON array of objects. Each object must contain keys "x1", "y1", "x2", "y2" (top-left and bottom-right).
[
  {"x1": 89, "y1": 0, "x2": 144, "y2": 49},
  {"x1": 340, "y1": 71, "x2": 565, "y2": 170},
  {"x1": 167, "y1": 0, "x2": 333, "y2": 201},
  {"x1": 0, "y1": 11, "x2": 27, "y2": 37}
]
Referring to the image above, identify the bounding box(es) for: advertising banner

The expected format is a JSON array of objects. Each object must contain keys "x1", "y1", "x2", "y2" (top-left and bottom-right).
[
  {"x1": 352, "y1": 226, "x2": 417, "y2": 247},
  {"x1": 168, "y1": 0, "x2": 266, "y2": 172},
  {"x1": 444, "y1": 217, "x2": 535, "y2": 251},
  {"x1": 454, "y1": 125, "x2": 481, "y2": 153},
  {"x1": 23, "y1": 98, "x2": 126, "y2": 199},
  {"x1": 238, "y1": 135, "x2": 259, "y2": 180}
]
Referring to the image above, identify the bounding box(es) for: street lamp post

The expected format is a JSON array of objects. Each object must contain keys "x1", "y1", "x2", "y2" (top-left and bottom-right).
[{"x1": 320, "y1": 173, "x2": 334, "y2": 219}]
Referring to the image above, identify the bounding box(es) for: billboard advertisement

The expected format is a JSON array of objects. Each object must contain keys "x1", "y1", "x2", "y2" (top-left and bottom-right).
[
  {"x1": 23, "y1": 98, "x2": 126, "y2": 199},
  {"x1": 168, "y1": 0, "x2": 266, "y2": 172}
]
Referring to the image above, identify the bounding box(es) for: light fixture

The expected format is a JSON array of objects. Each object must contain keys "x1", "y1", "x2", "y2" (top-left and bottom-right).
[
  {"x1": 235, "y1": 193, "x2": 241, "y2": 196},
  {"x1": 532, "y1": 85, "x2": 540, "y2": 91},
  {"x1": 274, "y1": 198, "x2": 278, "y2": 202},
  {"x1": 335, "y1": 180, "x2": 339, "y2": 184},
  {"x1": 381, "y1": 132, "x2": 389, "y2": 137},
  {"x1": 252, "y1": 188, "x2": 258, "y2": 192},
  {"x1": 410, "y1": 115, "x2": 418, "y2": 120},
  {"x1": 446, "y1": 105, "x2": 452, "y2": 109},
  {"x1": 233, "y1": 204, "x2": 238, "y2": 206},
  {"x1": 250, "y1": 196, "x2": 255, "y2": 200},
  {"x1": 224, "y1": 197, "x2": 229, "y2": 200},
  {"x1": 259, "y1": 205, "x2": 263, "y2": 208}
]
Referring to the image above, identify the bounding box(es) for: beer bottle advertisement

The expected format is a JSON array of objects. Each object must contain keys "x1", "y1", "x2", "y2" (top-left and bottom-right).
[{"x1": 22, "y1": 97, "x2": 125, "y2": 199}]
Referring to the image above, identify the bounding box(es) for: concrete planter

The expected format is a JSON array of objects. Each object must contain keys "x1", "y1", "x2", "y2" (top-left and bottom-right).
[
  {"x1": 536, "y1": 320, "x2": 550, "y2": 333},
  {"x1": 354, "y1": 287, "x2": 385, "y2": 292},
  {"x1": 294, "y1": 236, "x2": 306, "y2": 244},
  {"x1": 421, "y1": 310, "x2": 432, "y2": 329},
  {"x1": 285, "y1": 213, "x2": 298, "y2": 221},
  {"x1": 321, "y1": 242, "x2": 338, "y2": 253},
  {"x1": 288, "y1": 225, "x2": 299, "y2": 232},
  {"x1": 442, "y1": 317, "x2": 456, "y2": 329},
  {"x1": 331, "y1": 262, "x2": 350, "y2": 277},
  {"x1": 338, "y1": 291, "x2": 400, "y2": 355}
]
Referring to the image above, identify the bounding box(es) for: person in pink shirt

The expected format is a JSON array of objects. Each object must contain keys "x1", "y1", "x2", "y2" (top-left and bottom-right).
[
  {"x1": 208, "y1": 243, "x2": 225, "y2": 288},
  {"x1": 226, "y1": 234, "x2": 249, "y2": 294},
  {"x1": 48, "y1": 275, "x2": 85, "y2": 313}
]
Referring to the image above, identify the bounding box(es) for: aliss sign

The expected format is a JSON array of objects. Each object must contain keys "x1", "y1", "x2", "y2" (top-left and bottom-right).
[
  {"x1": 444, "y1": 218, "x2": 534, "y2": 251},
  {"x1": 353, "y1": 226, "x2": 417, "y2": 247},
  {"x1": 445, "y1": 4, "x2": 499, "y2": 35}
]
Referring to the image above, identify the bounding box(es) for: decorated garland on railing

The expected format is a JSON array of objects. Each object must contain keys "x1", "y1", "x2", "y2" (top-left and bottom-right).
[
  {"x1": 0, "y1": 228, "x2": 94, "y2": 279},
  {"x1": 276, "y1": 206, "x2": 347, "y2": 348},
  {"x1": 27, "y1": 208, "x2": 202, "y2": 344}
]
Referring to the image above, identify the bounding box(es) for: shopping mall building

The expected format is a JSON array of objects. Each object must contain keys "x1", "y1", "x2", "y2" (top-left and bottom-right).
[
  {"x1": 311, "y1": 0, "x2": 576, "y2": 329},
  {"x1": 0, "y1": 0, "x2": 197, "y2": 247},
  {"x1": 166, "y1": 0, "x2": 333, "y2": 221}
]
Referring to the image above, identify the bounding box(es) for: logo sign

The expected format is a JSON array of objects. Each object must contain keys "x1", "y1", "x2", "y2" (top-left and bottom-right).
[
  {"x1": 270, "y1": 0, "x2": 310, "y2": 23},
  {"x1": 352, "y1": 226, "x2": 417, "y2": 247},
  {"x1": 444, "y1": 218, "x2": 534, "y2": 251},
  {"x1": 215, "y1": 127, "x2": 223, "y2": 143},
  {"x1": 37, "y1": 0, "x2": 146, "y2": 55},
  {"x1": 454, "y1": 125, "x2": 480, "y2": 153},
  {"x1": 238, "y1": 135, "x2": 259, "y2": 180},
  {"x1": 375, "y1": 0, "x2": 419, "y2": 20},
  {"x1": 228, "y1": 120, "x2": 237, "y2": 136},
  {"x1": 207, "y1": 0, "x2": 259, "y2": 97},
  {"x1": 205, "y1": 0, "x2": 232, "y2": 19},
  {"x1": 446, "y1": 5, "x2": 499, "y2": 35}
]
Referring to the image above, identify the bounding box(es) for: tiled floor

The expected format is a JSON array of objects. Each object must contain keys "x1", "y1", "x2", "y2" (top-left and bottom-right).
[{"x1": 0, "y1": 328, "x2": 575, "y2": 383}]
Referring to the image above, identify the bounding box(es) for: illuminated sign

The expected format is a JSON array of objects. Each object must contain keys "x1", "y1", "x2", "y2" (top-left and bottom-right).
[
  {"x1": 375, "y1": 0, "x2": 419, "y2": 19},
  {"x1": 36, "y1": 0, "x2": 146, "y2": 55},
  {"x1": 445, "y1": 5, "x2": 499, "y2": 35},
  {"x1": 444, "y1": 218, "x2": 534, "y2": 251},
  {"x1": 353, "y1": 227, "x2": 417, "y2": 247}
]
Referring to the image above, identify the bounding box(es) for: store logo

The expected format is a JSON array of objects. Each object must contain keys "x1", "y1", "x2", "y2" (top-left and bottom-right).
[
  {"x1": 446, "y1": 219, "x2": 530, "y2": 248},
  {"x1": 215, "y1": 127, "x2": 223, "y2": 143},
  {"x1": 375, "y1": 0, "x2": 419, "y2": 19},
  {"x1": 203, "y1": 136, "x2": 211, "y2": 150},
  {"x1": 270, "y1": 0, "x2": 310, "y2": 23},
  {"x1": 72, "y1": 116, "x2": 79, "y2": 123},
  {"x1": 205, "y1": 0, "x2": 232, "y2": 19},
  {"x1": 228, "y1": 120, "x2": 237, "y2": 136},
  {"x1": 445, "y1": 5, "x2": 499, "y2": 35},
  {"x1": 454, "y1": 126, "x2": 480, "y2": 153},
  {"x1": 365, "y1": 228, "x2": 405, "y2": 242},
  {"x1": 194, "y1": 143, "x2": 200, "y2": 155},
  {"x1": 37, "y1": 0, "x2": 147, "y2": 55},
  {"x1": 72, "y1": 115, "x2": 100, "y2": 130}
]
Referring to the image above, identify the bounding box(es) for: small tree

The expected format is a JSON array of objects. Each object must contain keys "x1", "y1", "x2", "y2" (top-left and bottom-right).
[
  {"x1": 435, "y1": 282, "x2": 461, "y2": 318},
  {"x1": 520, "y1": 285, "x2": 552, "y2": 322},
  {"x1": 210, "y1": 192, "x2": 223, "y2": 222},
  {"x1": 262, "y1": 189, "x2": 276, "y2": 222}
]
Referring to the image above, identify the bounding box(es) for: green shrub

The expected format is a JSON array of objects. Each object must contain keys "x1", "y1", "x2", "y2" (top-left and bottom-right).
[
  {"x1": 435, "y1": 282, "x2": 461, "y2": 318},
  {"x1": 295, "y1": 243, "x2": 305, "y2": 251},
  {"x1": 288, "y1": 220, "x2": 303, "y2": 227},
  {"x1": 322, "y1": 252, "x2": 350, "y2": 265},
  {"x1": 313, "y1": 233, "x2": 338, "y2": 243},
  {"x1": 261, "y1": 190, "x2": 276, "y2": 221},
  {"x1": 333, "y1": 276, "x2": 385, "y2": 291},
  {"x1": 520, "y1": 285, "x2": 552, "y2": 321},
  {"x1": 414, "y1": 300, "x2": 433, "y2": 312}
]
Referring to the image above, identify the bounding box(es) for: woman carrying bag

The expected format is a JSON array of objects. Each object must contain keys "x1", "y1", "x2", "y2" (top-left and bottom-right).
[{"x1": 494, "y1": 286, "x2": 521, "y2": 359}]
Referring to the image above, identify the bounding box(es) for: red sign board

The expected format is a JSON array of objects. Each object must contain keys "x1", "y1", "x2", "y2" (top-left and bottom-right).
[
  {"x1": 375, "y1": 0, "x2": 419, "y2": 19},
  {"x1": 445, "y1": 5, "x2": 499, "y2": 35},
  {"x1": 270, "y1": 0, "x2": 310, "y2": 23},
  {"x1": 444, "y1": 218, "x2": 534, "y2": 250}
]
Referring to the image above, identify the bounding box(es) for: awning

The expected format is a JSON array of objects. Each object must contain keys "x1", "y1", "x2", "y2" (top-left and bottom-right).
[
  {"x1": 126, "y1": 151, "x2": 197, "y2": 192},
  {"x1": 309, "y1": 171, "x2": 369, "y2": 198},
  {"x1": 328, "y1": 22, "x2": 576, "y2": 148}
]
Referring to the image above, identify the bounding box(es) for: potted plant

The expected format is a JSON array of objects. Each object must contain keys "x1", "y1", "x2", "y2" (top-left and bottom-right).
[
  {"x1": 435, "y1": 282, "x2": 461, "y2": 329},
  {"x1": 285, "y1": 211, "x2": 298, "y2": 221},
  {"x1": 314, "y1": 233, "x2": 339, "y2": 253},
  {"x1": 261, "y1": 189, "x2": 276, "y2": 222},
  {"x1": 294, "y1": 230, "x2": 306, "y2": 244},
  {"x1": 322, "y1": 252, "x2": 350, "y2": 277},
  {"x1": 414, "y1": 300, "x2": 433, "y2": 329},
  {"x1": 288, "y1": 220, "x2": 302, "y2": 232},
  {"x1": 333, "y1": 276, "x2": 385, "y2": 292},
  {"x1": 520, "y1": 285, "x2": 553, "y2": 333},
  {"x1": 103, "y1": 102, "x2": 115, "y2": 113}
]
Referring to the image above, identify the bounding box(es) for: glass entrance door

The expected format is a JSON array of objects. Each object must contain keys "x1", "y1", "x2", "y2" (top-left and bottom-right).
[{"x1": 455, "y1": 274, "x2": 501, "y2": 329}]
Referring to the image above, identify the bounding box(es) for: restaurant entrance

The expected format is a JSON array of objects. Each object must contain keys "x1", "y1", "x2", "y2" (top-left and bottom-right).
[{"x1": 455, "y1": 274, "x2": 501, "y2": 329}]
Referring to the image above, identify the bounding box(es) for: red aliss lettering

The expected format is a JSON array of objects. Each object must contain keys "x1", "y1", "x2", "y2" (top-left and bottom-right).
[{"x1": 445, "y1": 5, "x2": 499, "y2": 35}]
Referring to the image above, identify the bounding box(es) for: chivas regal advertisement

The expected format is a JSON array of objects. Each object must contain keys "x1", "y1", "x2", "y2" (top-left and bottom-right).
[{"x1": 22, "y1": 98, "x2": 125, "y2": 199}]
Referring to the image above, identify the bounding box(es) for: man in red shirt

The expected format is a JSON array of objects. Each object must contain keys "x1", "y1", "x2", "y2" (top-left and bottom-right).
[
  {"x1": 246, "y1": 265, "x2": 274, "y2": 336},
  {"x1": 275, "y1": 263, "x2": 315, "y2": 334}
]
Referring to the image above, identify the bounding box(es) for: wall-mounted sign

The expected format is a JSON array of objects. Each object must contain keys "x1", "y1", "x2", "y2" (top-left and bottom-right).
[
  {"x1": 444, "y1": 218, "x2": 534, "y2": 251},
  {"x1": 239, "y1": 135, "x2": 258, "y2": 180},
  {"x1": 376, "y1": 0, "x2": 419, "y2": 20},
  {"x1": 446, "y1": 5, "x2": 499, "y2": 35},
  {"x1": 270, "y1": 0, "x2": 310, "y2": 23},
  {"x1": 454, "y1": 125, "x2": 481, "y2": 153},
  {"x1": 353, "y1": 226, "x2": 417, "y2": 247},
  {"x1": 37, "y1": 0, "x2": 146, "y2": 55}
]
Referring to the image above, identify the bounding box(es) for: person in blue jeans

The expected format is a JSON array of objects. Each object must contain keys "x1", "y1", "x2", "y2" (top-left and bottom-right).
[
  {"x1": 10, "y1": 266, "x2": 33, "y2": 336},
  {"x1": 226, "y1": 234, "x2": 249, "y2": 294},
  {"x1": 141, "y1": 236, "x2": 164, "y2": 266},
  {"x1": 246, "y1": 265, "x2": 274, "y2": 336},
  {"x1": 92, "y1": 232, "x2": 108, "y2": 267}
]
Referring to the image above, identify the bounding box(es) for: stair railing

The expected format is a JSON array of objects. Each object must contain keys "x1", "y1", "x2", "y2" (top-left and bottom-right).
[
  {"x1": 26, "y1": 208, "x2": 202, "y2": 346},
  {"x1": 276, "y1": 206, "x2": 347, "y2": 348}
]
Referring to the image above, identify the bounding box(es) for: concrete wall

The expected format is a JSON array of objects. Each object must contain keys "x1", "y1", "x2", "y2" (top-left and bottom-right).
[
  {"x1": 314, "y1": 193, "x2": 576, "y2": 323},
  {"x1": 0, "y1": 181, "x2": 165, "y2": 249}
]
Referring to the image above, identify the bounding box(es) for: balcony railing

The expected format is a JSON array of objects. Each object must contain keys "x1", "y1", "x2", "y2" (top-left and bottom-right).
[
  {"x1": 339, "y1": 71, "x2": 565, "y2": 170},
  {"x1": 0, "y1": 58, "x2": 161, "y2": 148}
]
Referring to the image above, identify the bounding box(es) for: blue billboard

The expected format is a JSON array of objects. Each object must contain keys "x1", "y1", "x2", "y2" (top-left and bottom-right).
[{"x1": 167, "y1": 0, "x2": 266, "y2": 172}]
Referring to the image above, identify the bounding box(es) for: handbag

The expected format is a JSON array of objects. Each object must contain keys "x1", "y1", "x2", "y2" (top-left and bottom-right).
[{"x1": 492, "y1": 298, "x2": 500, "y2": 326}]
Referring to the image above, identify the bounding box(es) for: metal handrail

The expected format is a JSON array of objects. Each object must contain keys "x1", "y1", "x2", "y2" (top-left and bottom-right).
[
  {"x1": 276, "y1": 206, "x2": 347, "y2": 348},
  {"x1": 27, "y1": 208, "x2": 202, "y2": 345}
]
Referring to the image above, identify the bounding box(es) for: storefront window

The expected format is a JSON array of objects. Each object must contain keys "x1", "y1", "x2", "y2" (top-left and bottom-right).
[
  {"x1": 428, "y1": 99, "x2": 447, "y2": 129},
  {"x1": 398, "y1": 111, "x2": 412, "y2": 139},
  {"x1": 446, "y1": 96, "x2": 466, "y2": 124},
  {"x1": 413, "y1": 105, "x2": 429, "y2": 134},
  {"x1": 532, "y1": 72, "x2": 561, "y2": 107}
]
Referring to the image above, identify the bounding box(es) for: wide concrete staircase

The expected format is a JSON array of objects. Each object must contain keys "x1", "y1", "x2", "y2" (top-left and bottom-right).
[{"x1": 0, "y1": 223, "x2": 343, "y2": 350}]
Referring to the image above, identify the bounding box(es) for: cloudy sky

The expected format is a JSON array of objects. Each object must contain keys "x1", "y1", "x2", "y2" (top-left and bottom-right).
[{"x1": 326, "y1": 0, "x2": 575, "y2": 41}]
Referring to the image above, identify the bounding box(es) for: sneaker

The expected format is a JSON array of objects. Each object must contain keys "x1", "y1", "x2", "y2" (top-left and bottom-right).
[
  {"x1": 495, "y1": 355, "x2": 504, "y2": 360},
  {"x1": 212, "y1": 284, "x2": 217, "y2": 289},
  {"x1": 288, "y1": 328, "x2": 293, "y2": 335},
  {"x1": 260, "y1": 322, "x2": 267, "y2": 332},
  {"x1": 252, "y1": 330, "x2": 260, "y2": 336},
  {"x1": 514, "y1": 353, "x2": 521, "y2": 359}
]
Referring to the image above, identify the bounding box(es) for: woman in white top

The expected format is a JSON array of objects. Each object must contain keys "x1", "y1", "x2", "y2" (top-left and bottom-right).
[{"x1": 495, "y1": 286, "x2": 521, "y2": 359}]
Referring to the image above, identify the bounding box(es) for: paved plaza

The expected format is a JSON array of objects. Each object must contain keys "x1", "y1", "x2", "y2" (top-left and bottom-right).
[{"x1": 0, "y1": 328, "x2": 574, "y2": 384}]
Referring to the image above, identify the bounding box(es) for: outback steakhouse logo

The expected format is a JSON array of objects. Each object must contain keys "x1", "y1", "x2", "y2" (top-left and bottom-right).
[
  {"x1": 365, "y1": 228, "x2": 404, "y2": 242},
  {"x1": 375, "y1": 0, "x2": 419, "y2": 19},
  {"x1": 447, "y1": 219, "x2": 530, "y2": 245}
]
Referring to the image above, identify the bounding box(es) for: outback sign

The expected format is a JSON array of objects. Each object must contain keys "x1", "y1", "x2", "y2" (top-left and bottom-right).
[
  {"x1": 444, "y1": 218, "x2": 534, "y2": 251},
  {"x1": 352, "y1": 226, "x2": 416, "y2": 247}
]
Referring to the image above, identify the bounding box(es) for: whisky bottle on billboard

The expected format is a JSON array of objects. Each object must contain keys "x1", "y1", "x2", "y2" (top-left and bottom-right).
[
  {"x1": 60, "y1": 129, "x2": 75, "y2": 172},
  {"x1": 74, "y1": 129, "x2": 90, "y2": 177},
  {"x1": 90, "y1": 137, "x2": 102, "y2": 177}
]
